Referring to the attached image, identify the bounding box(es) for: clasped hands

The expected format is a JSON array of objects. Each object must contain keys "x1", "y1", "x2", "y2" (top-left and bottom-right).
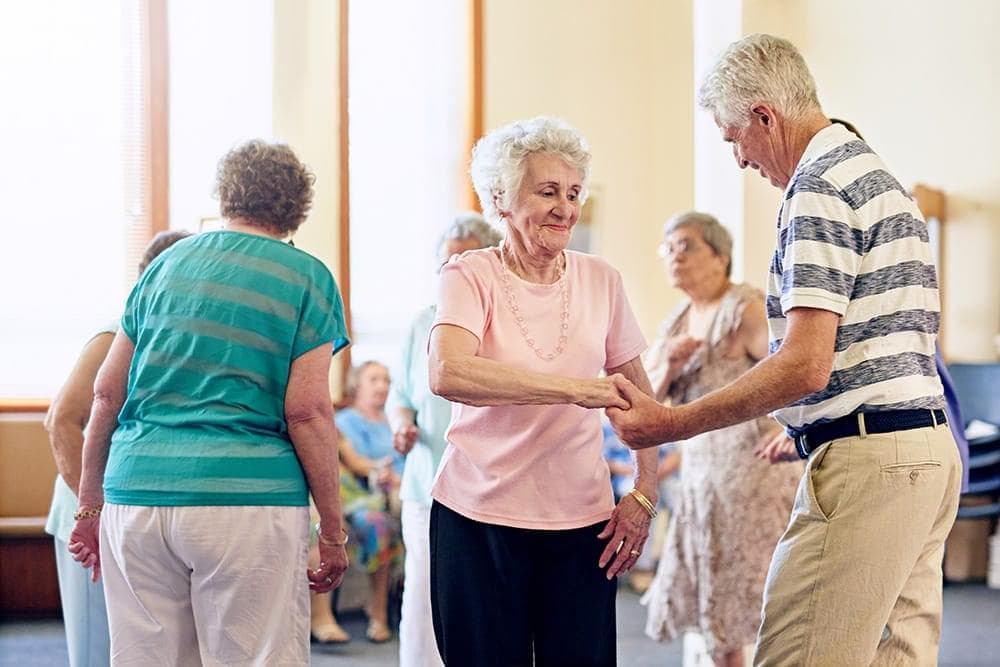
[{"x1": 594, "y1": 374, "x2": 673, "y2": 451}]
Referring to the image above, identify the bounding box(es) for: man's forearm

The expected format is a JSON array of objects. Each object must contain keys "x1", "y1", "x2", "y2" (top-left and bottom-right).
[{"x1": 672, "y1": 347, "x2": 819, "y2": 441}]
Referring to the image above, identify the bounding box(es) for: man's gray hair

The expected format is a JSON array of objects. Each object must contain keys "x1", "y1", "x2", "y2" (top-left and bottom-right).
[
  {"x1": 664, "y1": 211, "x2": 734, "y2": 278},
  {"x1": 698, "y1": 33, "x2": 821, "y2": 129},
  {"x1": 437, "y1": 212, "x2": 503, "y2": 256},
  {"x1": 470, "y1": 116, "x2": 591, "y2": 228}
]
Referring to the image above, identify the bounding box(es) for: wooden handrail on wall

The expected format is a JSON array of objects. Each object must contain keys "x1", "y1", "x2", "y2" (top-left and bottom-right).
[{"x1": 0, "y1": 399, "x2": 49, "y2": 414}]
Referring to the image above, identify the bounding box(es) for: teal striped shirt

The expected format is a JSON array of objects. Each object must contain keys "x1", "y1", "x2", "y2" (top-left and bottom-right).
[{"x1": 104, "y1": 230, "x2": 349, "y2": 506}]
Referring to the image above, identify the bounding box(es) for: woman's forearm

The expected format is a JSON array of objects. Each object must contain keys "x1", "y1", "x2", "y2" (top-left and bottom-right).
[
  {"x1": 608, "y1": 356, "x2": 659, "y2": 501},
  {"x1": 46, "y1": 332, "x2": 115, "y2": 497},
  {"x1": 77, "y1": 332, "x2": 132, "y2": 508},
  {"x1": 430, "y1": 355, "x2": 594, "y2": 407},
  {"x1": 49, "y1": 422, "x2": 84, "y2": 495},
  {"x1": 388, "y1": 406, "x2": 416, "y2": 433},
  {"x1": 289, "y1": 416, "x2": 344, "y2": 531},
  {"x1": 77, "y1": 393, "x2": 122, "y2": 507},
  {"x1": 337, "y1": 437, "x2": 377, "y2": 479}
]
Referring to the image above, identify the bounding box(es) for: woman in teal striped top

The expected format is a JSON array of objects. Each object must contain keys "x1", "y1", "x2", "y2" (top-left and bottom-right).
[{"x1": 67, "y1": 140, "x2": 351, "y2": 665}]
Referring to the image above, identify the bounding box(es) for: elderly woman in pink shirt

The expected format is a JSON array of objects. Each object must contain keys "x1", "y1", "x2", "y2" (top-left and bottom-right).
[{"x1": 428, "y1": 116, "x2": 659, "y2": 666}]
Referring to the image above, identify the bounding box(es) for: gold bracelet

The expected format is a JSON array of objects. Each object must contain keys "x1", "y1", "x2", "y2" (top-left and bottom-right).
[
  {"x1": 628, "y1": 489, "x2": 657, "y2": 519},
  {"x1": 633, "y1": 489, "x2": 657, "y2": 516},
  {"x1": 73, "y1": 506, "x2": 103, "y2": 521},
  {"x1": 315, "y1": 523, "x2": 350, "y2": 547}
]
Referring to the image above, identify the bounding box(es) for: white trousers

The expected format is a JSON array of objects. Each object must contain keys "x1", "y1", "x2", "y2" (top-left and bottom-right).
[
  {"x1": 100, "y1": 504, "x2": 310, "y2": 666},
  {"x1": 399, "y1": 500, "x2": 444, "y2": 667}
]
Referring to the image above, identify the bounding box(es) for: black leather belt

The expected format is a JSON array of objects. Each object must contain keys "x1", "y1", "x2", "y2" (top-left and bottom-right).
[{"x1": 794, "y1": 409, "x2": 947, "y2": 459}]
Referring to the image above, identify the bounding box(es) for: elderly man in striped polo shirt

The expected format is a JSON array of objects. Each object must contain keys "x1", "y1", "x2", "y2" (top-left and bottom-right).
[{"x1": 608, "y1": 34, "x2": 961, "y2": 666}]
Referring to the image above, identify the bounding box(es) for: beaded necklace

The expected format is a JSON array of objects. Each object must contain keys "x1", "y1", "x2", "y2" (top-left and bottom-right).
[{"x1": 498, "y1": 245, "x2": 570, "y2": 361}]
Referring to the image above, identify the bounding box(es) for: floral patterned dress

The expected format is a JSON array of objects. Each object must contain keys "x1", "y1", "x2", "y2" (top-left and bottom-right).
[{"x1": 641, "y1": 283, "x2": 803, "y2": 661}]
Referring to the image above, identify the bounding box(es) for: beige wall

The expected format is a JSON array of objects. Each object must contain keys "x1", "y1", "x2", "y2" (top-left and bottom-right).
[
  {"x1": 483, "y1": 0, "x2": 695, "y2": 340},
  {"x1": 272, "y1": 0, "x2": 345, "y2": 393},
  {"x1": 737, "y1": 0, "x2": 1000, "y2": 361},
  {"x1": 268, "y1": 0, "x2": 999, "y2": 364}
]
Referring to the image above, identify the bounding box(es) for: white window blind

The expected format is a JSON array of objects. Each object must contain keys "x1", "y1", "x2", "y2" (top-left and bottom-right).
[{"x1": 0, "y1": 0, "x2": 147, "y2": 397}]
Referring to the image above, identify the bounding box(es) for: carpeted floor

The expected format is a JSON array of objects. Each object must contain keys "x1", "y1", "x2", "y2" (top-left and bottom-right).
[{"x1": 2, "y1": 584, "x2": 998, "y2": 665}]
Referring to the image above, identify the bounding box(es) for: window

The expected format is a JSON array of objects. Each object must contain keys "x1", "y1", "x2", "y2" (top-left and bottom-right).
[
  {"x1": 0, "y1": 0, "x2": 275, "y2": 398},
  {"x1": 347, "y1": 0, "x2": 472, "y2": 366},
  {"x1": 0, "y1": 1, "x2": 141, "y2": 397}
]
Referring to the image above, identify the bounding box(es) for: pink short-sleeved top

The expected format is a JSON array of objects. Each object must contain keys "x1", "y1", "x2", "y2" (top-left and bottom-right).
[{"x1": 430, "y1": 248, "x2": 647, "y2": 530}]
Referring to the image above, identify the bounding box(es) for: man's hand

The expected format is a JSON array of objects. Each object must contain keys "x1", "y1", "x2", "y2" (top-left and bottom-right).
[
  {"x1": 754, "y1": 430, "x2": 799, "y2": 463},
  {"x1": 393, "y1": 423, "x2": 418, "y2": 456},
  {"x1": 606, "y1": 381, "x2": 677, "y2": 449}
]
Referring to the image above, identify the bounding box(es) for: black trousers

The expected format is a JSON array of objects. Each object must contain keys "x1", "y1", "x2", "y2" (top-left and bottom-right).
[{"x1": 430, "y1": 501, "x2": 617, "y2": 667}]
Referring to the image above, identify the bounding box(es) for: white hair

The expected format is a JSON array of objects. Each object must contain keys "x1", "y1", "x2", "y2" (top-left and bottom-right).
[
  {"x1": 698, "y1": 33, "x2": 821, "y2": 128},
  {"x1": 437, "y1": 211, "x2": 503, "y2": 256},
  {"x1": 469, "y1": 116, "x2": 591, "y2": 228}
]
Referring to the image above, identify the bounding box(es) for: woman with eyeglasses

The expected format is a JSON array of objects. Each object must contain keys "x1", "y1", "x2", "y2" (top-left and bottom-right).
[
  {"x1": 67, "y1": 140, "x2": 351, "y2": 664},
  {"x1": 641, "y1": 211, "x2": 802, "y2": 667}
]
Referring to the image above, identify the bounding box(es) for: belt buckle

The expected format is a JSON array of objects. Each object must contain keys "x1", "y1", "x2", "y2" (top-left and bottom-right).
[{"x1": 794, "y1": 433, "x2": 810, "y2": 459}]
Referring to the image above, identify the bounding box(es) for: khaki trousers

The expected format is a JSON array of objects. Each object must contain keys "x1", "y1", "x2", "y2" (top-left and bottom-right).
[{"x1": 754, "y1": 422, "x2": 961, "y2": 667}]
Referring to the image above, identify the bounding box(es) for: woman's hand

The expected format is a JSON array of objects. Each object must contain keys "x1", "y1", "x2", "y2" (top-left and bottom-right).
[
  {"x1": 754, "y1": 429, "x2": 798, "y2": 463},
  {"x1": 375, "y1": 460, "x2": 400, "y2": 489},
  {"x1": 393, "y1": 423, "x2": 418, "y2": 456},
  {"x1": 67, "y1": 516, "x2": 102, "y2": 582},
  {"x1": 606, "y1": 381, "x2": 678, "y2": 449},
  {"x1": 597, "y1": 493, "x2": 653, "y2": 580},
  {"x1": 664, "y1": 335, "x2": 702, "y2": 381},
  {"x1": 575, "y1": 374, "x2": 632, "y2": 410},
  {"x1": 309, "y1": 540, "x2": 350, "y2": 593}
]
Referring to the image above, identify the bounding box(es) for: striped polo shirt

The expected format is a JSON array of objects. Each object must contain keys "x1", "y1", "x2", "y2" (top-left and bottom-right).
[
  {"x1": 767, "y1": 124, "x2": 945, "y2": 435},
  {"x1": 104, "y1": 230, "x2": 349, "y2": 506}
]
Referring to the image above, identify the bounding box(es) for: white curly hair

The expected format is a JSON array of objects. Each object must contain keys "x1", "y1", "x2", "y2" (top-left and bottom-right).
[{"x1": 469, "y1": 117, "x2": 591, "y2": 228}]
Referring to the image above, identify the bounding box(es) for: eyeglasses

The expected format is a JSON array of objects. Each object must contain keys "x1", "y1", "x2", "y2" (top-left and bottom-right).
[{"x1": 657, "y1": 239, "x2": 701, "y2": 258}]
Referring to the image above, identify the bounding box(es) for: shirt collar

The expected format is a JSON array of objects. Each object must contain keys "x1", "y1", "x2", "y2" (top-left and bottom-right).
[{"x1": 783, "y1": 123, "x2": 857, "y2": 197}]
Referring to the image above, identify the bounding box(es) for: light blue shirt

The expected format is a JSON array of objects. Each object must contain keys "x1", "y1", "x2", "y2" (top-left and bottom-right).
[
  {"x1": 387, "y1": 305, "x2": 454, "y2": 506},
  {"x1": 335, "y1": 407, "x2": 405, "y2": 476}
]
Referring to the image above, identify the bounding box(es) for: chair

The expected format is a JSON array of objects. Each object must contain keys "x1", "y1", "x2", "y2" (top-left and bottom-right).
[{"x1": 948, "y1": 363, "x2": 1000, "y2": 519}]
